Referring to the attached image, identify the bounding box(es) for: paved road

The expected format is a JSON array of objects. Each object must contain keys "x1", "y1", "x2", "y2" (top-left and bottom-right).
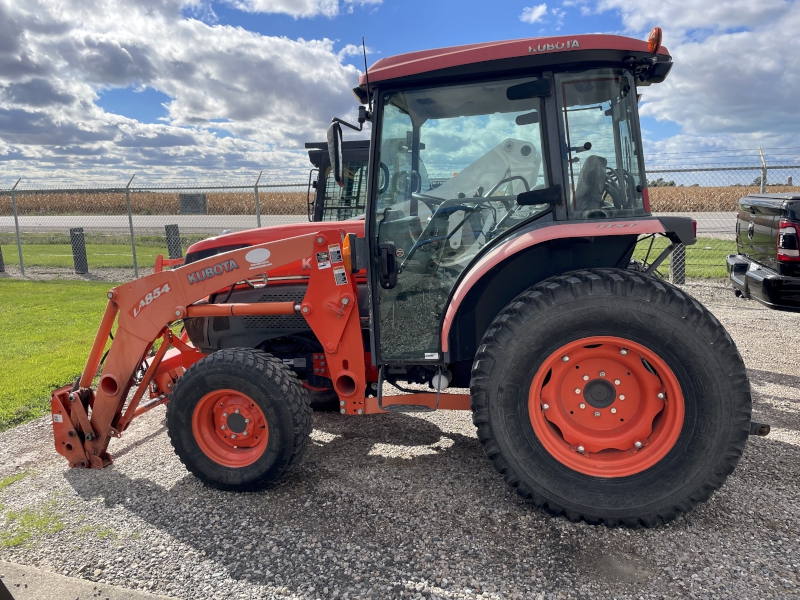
[
  {"x1": 0, "y1": 214, "x2": 309, "y2": 234},
  {"x1": 0, "y1": 560, "x2": 172, "y2": 600},
  {"x1": 0, "y1": 212, "x2": 737, "y2": 238},
  {"x1": 655, "y1": 211, "x2": 737, "y2": 239}
]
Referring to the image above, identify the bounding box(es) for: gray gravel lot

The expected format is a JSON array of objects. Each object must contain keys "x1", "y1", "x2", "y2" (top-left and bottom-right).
[{"x1": 0, "y1": 279, "x2": 798, "y2": 600}]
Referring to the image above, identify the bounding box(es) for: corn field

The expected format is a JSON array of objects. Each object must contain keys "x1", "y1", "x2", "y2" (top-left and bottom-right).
[
  {"x1": 3, "y1": 186, "x2": 797, "y2": 216},
  {"x1": 649, "y1": 185, "x2": 796, "y2": 212},
  {"x1": 0, "y1": 191, "x2": 308, "y2": 216}
]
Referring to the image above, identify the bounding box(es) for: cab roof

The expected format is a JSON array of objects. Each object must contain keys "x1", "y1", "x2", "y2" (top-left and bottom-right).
[{"x1": 355, "y1": 34, "x2": 671, "y2": 100}]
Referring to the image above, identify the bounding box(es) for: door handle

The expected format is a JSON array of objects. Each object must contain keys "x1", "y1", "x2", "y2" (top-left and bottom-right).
[{"x1": 378, "y1": 243, "x2": 398, "y2": 289}]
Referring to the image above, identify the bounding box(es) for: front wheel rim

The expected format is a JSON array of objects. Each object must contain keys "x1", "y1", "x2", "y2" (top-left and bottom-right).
[
  {"x1": 192, "y1": 389, "x2": 269, "y2": 468},
  {"x1": 528, "y1": 336, "x2": 685, "y2": 478}
]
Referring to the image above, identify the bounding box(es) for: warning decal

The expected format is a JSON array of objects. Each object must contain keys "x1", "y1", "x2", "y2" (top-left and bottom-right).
[
  {"x1": 333, "y1": 265, "x2": 348, "y2": 286},
  {"x1": 316, "y1": 251, "x2": 331, "y2": 270},
  {"x1": 329, "y1": 244, "x2": 343, "y2": 264}
]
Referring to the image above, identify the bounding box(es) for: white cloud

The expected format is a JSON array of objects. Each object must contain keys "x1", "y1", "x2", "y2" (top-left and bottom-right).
[
  {"x1": 551, "y1": 7, "x2": 566, "y2": 29},
  {"x1": 336, "y1": 43, "x2": 375, "y2": 62},
  {"x1": 226, "y1": 0, "x2": 381, "y2": 18},
  {"x1": 581, "y1": 0, "x2": 800, "y2": 160},
  {"x1": 345, "y1": 0, "x2": 382, "y2": 10},
  {"x1": 596, "y1": 0, "x2": 788, "y2": 38},
  {"x1": 520, "y1": 4, "x2": 548, "y2": 24},
  {"x1": 0, "y1": 0, "x2": 370, "y2": 184}
]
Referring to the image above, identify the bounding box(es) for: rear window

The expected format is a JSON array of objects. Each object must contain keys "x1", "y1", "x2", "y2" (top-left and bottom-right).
[{"x1": 320, "y1": 161, "x2": 368, "y2": 221}]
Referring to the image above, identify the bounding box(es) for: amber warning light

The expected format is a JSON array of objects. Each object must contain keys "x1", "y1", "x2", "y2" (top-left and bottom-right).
[{"x1": 648, "y1": 27, "x2": 663, "y2": 54}]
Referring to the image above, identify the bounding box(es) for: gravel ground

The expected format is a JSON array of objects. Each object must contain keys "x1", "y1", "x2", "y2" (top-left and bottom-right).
[{"x1": 0, "y1": 279, "x2": 798, "y2": 600}]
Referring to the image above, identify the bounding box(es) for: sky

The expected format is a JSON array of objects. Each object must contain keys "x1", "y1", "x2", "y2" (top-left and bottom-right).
[{"x1": 0, "y1": 0, "x2": 799, "y2": 186}]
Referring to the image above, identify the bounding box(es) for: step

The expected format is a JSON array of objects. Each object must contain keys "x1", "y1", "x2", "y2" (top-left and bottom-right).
[{"x1": 380, "y1": 403, "x2": 436, "y2": 413}]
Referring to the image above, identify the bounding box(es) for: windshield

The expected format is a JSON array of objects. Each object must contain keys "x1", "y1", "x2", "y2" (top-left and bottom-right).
[
  {"x1": 556, "y1": 68, "x2": 646, "y2": 219},
  {"x1": 373, "y1": 76, "x2": 550, "y2": 361}
]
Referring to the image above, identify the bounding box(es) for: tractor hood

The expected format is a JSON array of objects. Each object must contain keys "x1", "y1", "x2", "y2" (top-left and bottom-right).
[{"x1": 184, "y1": 218, "x2": 366, "y2": 277}]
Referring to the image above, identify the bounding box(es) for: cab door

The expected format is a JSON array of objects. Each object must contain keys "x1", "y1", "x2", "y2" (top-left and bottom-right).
[{"x1": 367, "y1": 77, "x2": 552, "y2": 365}]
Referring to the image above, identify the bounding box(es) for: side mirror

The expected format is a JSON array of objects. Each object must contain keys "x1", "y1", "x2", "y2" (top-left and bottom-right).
[
  {"x1": 517, "y1": 184, "x2": 562, "y2": 206},
  {"x1": 327, "y1": 121, "x2": 344, "y2": 187}
]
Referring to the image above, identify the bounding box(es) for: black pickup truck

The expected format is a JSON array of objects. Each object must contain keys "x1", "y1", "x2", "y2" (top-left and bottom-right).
[{"x1": 727, "y1": 192, "x2": 800, "y2": 311}]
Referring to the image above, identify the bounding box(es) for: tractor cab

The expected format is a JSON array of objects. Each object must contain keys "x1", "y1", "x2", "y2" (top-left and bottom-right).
[{"x1": 328, "y1": 32, "x2": 673, "y2": 368}]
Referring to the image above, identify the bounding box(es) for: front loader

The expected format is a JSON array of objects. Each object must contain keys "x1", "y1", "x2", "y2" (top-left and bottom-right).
[{"x1": 52, "y1": 29, "x2": 755, "y2": 527}]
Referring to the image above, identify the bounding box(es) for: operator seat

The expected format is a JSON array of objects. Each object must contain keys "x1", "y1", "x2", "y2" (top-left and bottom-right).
[{"x1": 574, "y1": 155, "x2": 607, "y2": 212}]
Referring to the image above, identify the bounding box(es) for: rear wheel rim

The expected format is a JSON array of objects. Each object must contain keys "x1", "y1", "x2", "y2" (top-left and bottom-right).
[
  {"x1": 192, "y1": 389, "x2": 269, "y2": 468},
  {"x1": 528, "y1": 336, "x2": 684, "y2": 478}
]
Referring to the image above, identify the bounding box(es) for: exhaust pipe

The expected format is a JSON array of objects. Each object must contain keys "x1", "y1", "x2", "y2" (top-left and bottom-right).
[{"x1": 750, "y1": 421, "x2": 771, "y2": 437}]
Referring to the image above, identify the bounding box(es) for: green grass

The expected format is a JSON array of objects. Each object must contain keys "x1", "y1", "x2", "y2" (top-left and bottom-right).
[
  {"x1": 0, "y1": 280, "x2": 115, "y2": 431},
  {"x1": 0, "y1": 232, "x2": 208, "y2": 247},
  {"x1": 0, "y1": 501, "x2": 64, "y2": 547},
  {"x1": 0, "y1": 232, "x2": 208, "y2": 269},
  {"x1": 0, "y1": 472, "x2": 28, "y2": 493},
  {"x1": 96, "y1": 527, "x2": 117, "y2": 539},
  {"x1": 0, "y1": 244, "x2": 165, "y2": 268},
  {"x1": 634, "y1": 236, "x2": 734, "y2": 279},
  {"x1": 77, "y1": 524, "x2": 118, "y2": 539}
]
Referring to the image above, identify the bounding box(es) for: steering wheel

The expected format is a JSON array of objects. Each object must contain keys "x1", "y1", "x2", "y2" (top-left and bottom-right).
[
  {"x1": 603, "y1": 168, "x2": 637, "y2": 209},
  {"x1": 394, "y1": 174, "x2": 534, "y2": 273},
  {"x1": 411, "y1": 191, "x2": 446, "y2": 213},
  {"x1": 483, "y1": 174, "x2": 531, "y2": 198}
]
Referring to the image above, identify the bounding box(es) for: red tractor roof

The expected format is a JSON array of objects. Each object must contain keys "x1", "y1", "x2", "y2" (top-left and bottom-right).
[{"x1": 357, "y1": 34, "x2": 670, "y2": 91}]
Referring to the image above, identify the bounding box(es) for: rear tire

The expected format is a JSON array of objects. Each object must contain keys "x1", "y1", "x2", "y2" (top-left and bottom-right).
[
  {"x1": 167, "y1": 348, "x2": 312, "y2": 491},
  {"x1": 470, "y1": 269, "x2": 751, "y2": 526}
]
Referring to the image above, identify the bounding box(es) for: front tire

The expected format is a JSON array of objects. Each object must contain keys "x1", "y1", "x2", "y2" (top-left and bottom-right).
[
  {"x1": 167, "y1": 349, "x2": 312, "y2": 491},
  {"x1": 470, "y1": 269, "x2": 751, "y2": 527}
]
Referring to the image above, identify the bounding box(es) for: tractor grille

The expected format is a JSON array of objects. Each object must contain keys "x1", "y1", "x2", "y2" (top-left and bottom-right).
[{"x1": 243, "y1": 292, "x2": 307, "y2": 330}]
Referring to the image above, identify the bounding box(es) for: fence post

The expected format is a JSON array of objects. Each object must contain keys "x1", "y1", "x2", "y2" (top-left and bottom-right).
[
  {"x1": 165, "y1": 224, "x2": 182, "y2": 259},
  {"x1": 670, "y1": 244, "x2": 686, "y2": 285},
  {"x1": 70, "y1": 227, "x2": 89, "y2": 274},
  {"x1": 0, "y1": 245, "x2": 5, "y2": 274},
  {"x1": 125, "y1": 174, "x2": 138, "y2": 279},
  {"x1": 758, "y1": 148, "x2": 767, "y2": 193},
  {"x1": 254, "y1": 171, "x2": 263, "y2": 228},
  {"x1": 11, "y1": 178, "x2": 23, "y2": 276}
]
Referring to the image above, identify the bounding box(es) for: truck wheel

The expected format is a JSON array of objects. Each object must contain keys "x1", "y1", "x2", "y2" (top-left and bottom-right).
[
  {"x1": 470, "y1": 269, "x2": 751, "y2": 527},
  {"x1": 167, "y1": 348, "x2": 312, "y2": 491}
]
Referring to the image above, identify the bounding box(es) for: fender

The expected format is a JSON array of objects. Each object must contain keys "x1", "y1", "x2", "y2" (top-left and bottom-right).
[{"x1": 440, "y1": 218, "x2": 667, "y2": 358}]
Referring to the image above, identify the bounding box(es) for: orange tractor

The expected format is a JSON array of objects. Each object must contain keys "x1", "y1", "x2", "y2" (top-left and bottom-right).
[{"x1": 52, "y1": 30, "x2": 755, "y2": 526}]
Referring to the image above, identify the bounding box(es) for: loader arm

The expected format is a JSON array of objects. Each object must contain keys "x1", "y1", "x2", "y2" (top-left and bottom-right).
[{"x1": 51, "y1": 230, "x2": 367, "y2": 469}]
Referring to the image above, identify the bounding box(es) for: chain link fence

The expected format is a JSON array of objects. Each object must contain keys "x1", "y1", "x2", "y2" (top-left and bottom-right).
[
  {"x1": 644, "y1": 162, "x2": 799, "y2": 282},
  {"x1": 0, "y1": 179, "x2": 309, "y2": 280},
  {"x1": 1, "y1": 162, "x2": 798, "y2": 283}
]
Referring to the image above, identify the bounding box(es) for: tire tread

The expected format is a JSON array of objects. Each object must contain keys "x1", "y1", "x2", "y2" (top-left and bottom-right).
[
  {"x1": 470, "y1": 268, "x2": 751, "y2": 527},
  {"x1": 166, "y1": 348, "x2": 312, "y2": 491}
]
